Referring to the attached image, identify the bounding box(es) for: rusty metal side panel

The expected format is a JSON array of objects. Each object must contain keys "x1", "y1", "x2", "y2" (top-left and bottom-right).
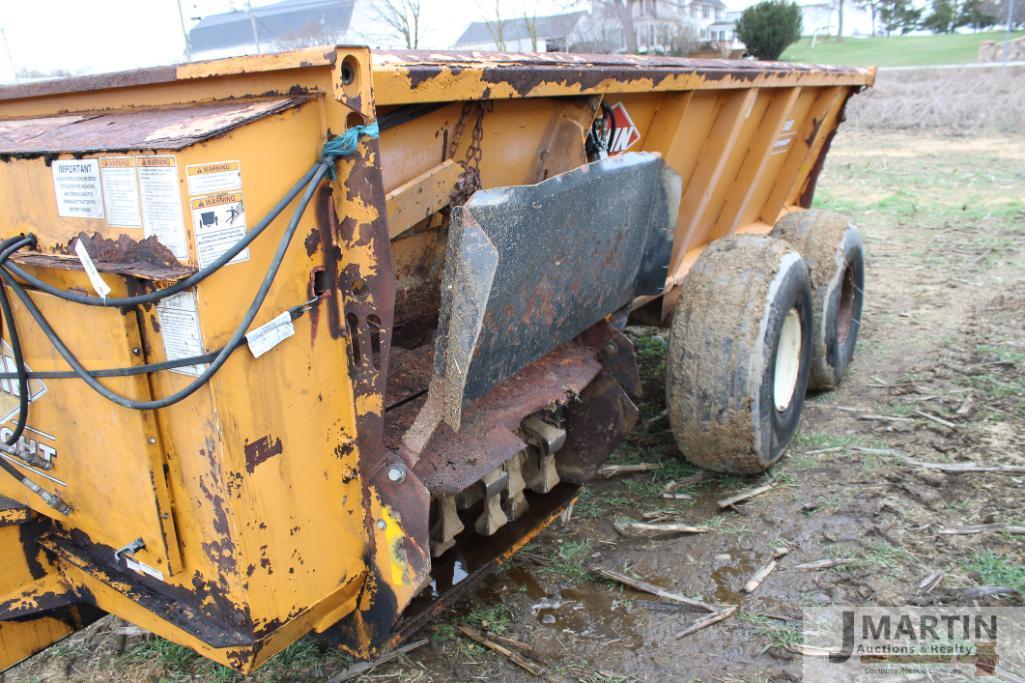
[
  {"x1": 370, "y1": 50, "x2": 875, "y2": 105},
  {"x1": 0, "y1": 97, "x2": 310, "y2": 155},
  {"x1": 321, "y1": 130, "x2": 431, "y2": 660},
  {"x1": 0, "y1": 288, "x2": 182, "y2": 577}
]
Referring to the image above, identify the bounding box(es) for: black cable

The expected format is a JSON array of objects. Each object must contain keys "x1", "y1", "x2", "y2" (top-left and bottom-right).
[
  {"x1": 0, "y1": 163, "x2": 329, "y2": 411},
  {"x1": 0, "y1": 235, "x2": 32, "y2": 448},
  {"x1": 0, "y1": 236, "x2": 71, "y2": 514},
  {"x1": 1, "y1": 162, "x2": 321, "y2": 308},
  {"x1": 0, "y1": 274, "x2": 27, "y2": 446},
  {"x1": 0, "y1": 300, "x2": 314, "y2": 381}
]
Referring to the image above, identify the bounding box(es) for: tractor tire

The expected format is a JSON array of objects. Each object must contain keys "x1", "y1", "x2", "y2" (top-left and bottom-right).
[
  {"x1": 771, "y1": 209, "x2": 864, "y2": 390},
  {"x1": 666, "y1": 236, "x2": 813, "y2": 474}
]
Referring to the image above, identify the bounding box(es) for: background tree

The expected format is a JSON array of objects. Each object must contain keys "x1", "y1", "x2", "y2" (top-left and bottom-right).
[
  {"x1": 523, "y1": 12, "x2": 539, "y2": 50},
  {"x1": 480, "y1": 0, "x2": 508, "y2": 49},
  {"x1": 877, "y1": 0, "x2": 922, "y2": 33},
  {"x1": 368, "y1": 0, "x2": 423, "y2": 49},
  {"x1": 922, "y1": 0, "x2": 959, "y2": 31},
  {"x1": 855, "y1": 0, "x2": 887, "y2": 35},
  {"x1": 957, "y1": 0, "x2": 999, "y2": 28},
  {"x1": 734, "y1": 0, "x2": 803, "y2": 60}
]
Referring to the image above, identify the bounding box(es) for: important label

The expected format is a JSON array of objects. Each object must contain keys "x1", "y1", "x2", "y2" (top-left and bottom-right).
[
  {"x1": 52, "y1": 159, "x2": 104, "y2": 219},
  {"x1": 186, "y1": 160, "x2": 242, "y2": 196},
  {"x1": 190, "y1": 192, "x2": 249, "y2": 269},
  {"x1": 137, "y1": 156, "x2": 188, "y2": 260},
  {"x1": 99, "y1": 157, "x2": 142, "y2": 227},
  {"x1": 155, "y1": 290, "x2": 205, "y2": 377}
]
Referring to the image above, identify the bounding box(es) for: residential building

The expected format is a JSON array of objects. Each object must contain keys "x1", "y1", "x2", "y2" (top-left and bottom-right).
[
  {"x1": 189, "y1": 0, "x2": 380, "y2": 61},
  {"x1": 799, "y1": 1, "x2": 874, "y2": 37},
  {"x1": 454, "y1": 1, "x2": 731, "y2": 55},
  {"x1": 452, "y1": 12, "x2": 588, "y2": 52}
]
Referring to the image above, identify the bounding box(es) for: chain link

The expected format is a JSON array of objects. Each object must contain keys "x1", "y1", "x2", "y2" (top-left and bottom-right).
[{"x1": 449, "y1": 102, "x2": 488, "y2": 207}]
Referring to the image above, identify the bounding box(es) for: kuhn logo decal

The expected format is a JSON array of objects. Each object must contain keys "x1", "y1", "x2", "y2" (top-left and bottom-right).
[
  {"x1": 606, "y1": 102, "x2": 642, "y2": 154},
  {"x1": 0, "y1": 340, "x2": 46, "y2": 425}
]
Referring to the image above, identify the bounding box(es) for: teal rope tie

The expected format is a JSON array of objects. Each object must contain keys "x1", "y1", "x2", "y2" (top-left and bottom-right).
[{"x1": 321, "y1": 121, "x2": 380, "y2": 178}]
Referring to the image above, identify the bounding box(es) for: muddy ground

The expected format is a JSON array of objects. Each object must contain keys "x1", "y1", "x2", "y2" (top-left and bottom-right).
[{"x1": 7, "y1": 79, "x2": 1025, "y2": 682}]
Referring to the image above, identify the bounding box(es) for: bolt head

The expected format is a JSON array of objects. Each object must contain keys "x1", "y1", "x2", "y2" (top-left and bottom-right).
[
  {"x1": 147, "y1": 437, "x2": 157, "y2": 445},
  {"x1": 376, "y1": 519, "x2": 387, "y2": 530},
  {"x1": 604, "y1": 342, "x2": 617, "y2": 355},
  {"x1": 387, "y1": 466, "x2": 406, "y2": 483}
]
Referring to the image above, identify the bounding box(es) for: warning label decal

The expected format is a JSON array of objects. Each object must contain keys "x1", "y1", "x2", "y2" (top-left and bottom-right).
[
  {"x1": 52, "y1": 159, "x2": 104, "y2": 219},
  {"x1": 190, "y1": 192, "x2": 249, "y2": 270},
  {"x1": 606, "y1": 102, "x2": 642, "y2": 155},
  {"x1": 137, "y1": 156, "x2": 188, "y2": 260},
  {"x1": 186, "y1": 160, "x2": 242, "y2": 196},
  {"x1": 155, "y1": 290, "x2": 206, "y2": 377},
  {"x1": 99, "y1": 157, "x2": 142, "y2": 227}
]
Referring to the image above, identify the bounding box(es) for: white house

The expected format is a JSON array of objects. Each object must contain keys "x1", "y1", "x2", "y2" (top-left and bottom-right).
[
  {"x1": 799, "y1": 1, "x2": 875, "y2": 38},
  {"x1": 453, "y1": 12, "x2": 588, "y2": 52},
  {"x1": 455, "y1": 1, "x2": 734, "y2": 55}
]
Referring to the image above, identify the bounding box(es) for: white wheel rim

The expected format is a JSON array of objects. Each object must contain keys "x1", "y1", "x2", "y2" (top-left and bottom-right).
[{"x1": 774, "y1": 308, "x2": 802, "y2": 412}]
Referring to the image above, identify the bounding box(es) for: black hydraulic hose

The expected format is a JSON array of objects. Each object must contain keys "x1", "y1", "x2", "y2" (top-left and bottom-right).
[
  {"x1": 0, "y1": 235, "x2": 71, "y2": 514},
  {"x1": 0, "y1": 276, "x2": 27, "y2": 446},
  {"x1": 0, "y1": 163, "x2": 329, "y2": 411},
  {"x1": 0, "y1": 347, "x2": 232, "y2": 380},
  {"x1": 0, "y1": 235, "x2": 29, "y2": 447},
  {"x1": 1, "y1": 162, "x2": 321, "y2": 308}
]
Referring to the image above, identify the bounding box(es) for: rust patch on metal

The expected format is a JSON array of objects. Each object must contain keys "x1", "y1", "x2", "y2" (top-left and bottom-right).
[
  {"x1": 312, "y1": 187, "x2": 344, "y2": 341},
  {"x1": 0, "y1": 494, "x2": 31, "y2": 527},
  {"x1": 576, "y1": 320, "x2": 643, "y2": 399},
  {"x1": 389, "y1": 342, "x2": 601, "y2": 495},
  {"x1": 303, "y1": 227, "x2": 321, "y2": 257},
  {"x1": 555, "y1": 370, "x2": 639, "y2": 484},
  {"x1": 376, "y1": 50, "x2": 873, "y2": 99},
  {"x1": 800, "y1": 94, "x2": 851, "y2": 209},
  {"x1": 16, "y1": 232, "x2": 194, "y2": 282},
  {"x1": 0, "y1": 64, "x2": 178, "y2": 102},
  {"x1": 243, "y1": 435, "x2": 283, "y2": 474},
  {"x1": 0, "y1": 97, "x2": 311, "y2": 155}
]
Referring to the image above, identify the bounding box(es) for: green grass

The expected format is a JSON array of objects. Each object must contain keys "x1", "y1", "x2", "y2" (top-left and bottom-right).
[
  {"x1": 542, "y1": 540, "x2": 593, "y2": 581},
  {"x1": 782, "y1": 30, "x2": 1025, "y2": 67},
  {"x1": 738, "y1": 612, "x2": 803, "y2": 652},
  {"x1": 963, "y1": 552, "x2": 1025, "y2": 593},
  {"x1": 464, "y1": 601, "x2": 516, "y2": 635}
]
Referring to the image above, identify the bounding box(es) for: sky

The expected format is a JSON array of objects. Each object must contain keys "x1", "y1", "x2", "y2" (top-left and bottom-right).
[{"x1": 0, "y1": 0, "x2": 752, "y2": 81}]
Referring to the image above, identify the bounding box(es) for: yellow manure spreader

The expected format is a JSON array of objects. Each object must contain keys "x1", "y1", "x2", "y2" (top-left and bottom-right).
[{"x1": 0, "y1": 47, "x2": 872, "y2": 671}]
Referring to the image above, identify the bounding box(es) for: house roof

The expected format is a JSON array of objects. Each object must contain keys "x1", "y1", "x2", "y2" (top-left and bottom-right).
[
  {"x1": 190, "y1": 0, "x2": 354, "y2": 52},
  {"x1": 454, "y1": 11, "x2": 587, "y2": 47},
  {"x1": 695, "y1": 0, "x2": 727, "y2": 9}
]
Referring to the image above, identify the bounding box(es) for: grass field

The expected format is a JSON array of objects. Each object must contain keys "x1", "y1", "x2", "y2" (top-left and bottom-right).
[{"x1": 782, "y1": 30, "x2": 1025, "y2": 66}]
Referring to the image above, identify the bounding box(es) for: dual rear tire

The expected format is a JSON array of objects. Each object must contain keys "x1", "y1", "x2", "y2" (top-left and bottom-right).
[{"x1": 666, "y1": 211, "x2": 864, "y2": 474}]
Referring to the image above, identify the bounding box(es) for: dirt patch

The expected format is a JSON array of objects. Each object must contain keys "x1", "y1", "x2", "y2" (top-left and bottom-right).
[
  {"x1": 845, "y1": 65, "x2": 1025, "y2": 135},
  {"x1": 6, "y1": 128, "x2": 1025, "y2": 682}
]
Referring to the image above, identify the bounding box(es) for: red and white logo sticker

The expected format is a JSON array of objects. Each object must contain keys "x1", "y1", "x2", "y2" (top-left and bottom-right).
[{"x1": 606, "y1": 102, "x2": 641, "y2": 154}]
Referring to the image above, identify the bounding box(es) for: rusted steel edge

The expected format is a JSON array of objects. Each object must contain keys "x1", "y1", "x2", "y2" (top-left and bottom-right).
[
  {"x1": 0, "y1": 46, "x2": 875, "y2": 105},
  {"x1": 0, "y1": 46, "x2": 339, "y2": 102}
]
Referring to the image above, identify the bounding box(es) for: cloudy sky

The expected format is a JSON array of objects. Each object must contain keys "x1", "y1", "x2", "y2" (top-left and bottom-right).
[{"x1": 0, "y1": 0, "x2": 751, "y2": 80}]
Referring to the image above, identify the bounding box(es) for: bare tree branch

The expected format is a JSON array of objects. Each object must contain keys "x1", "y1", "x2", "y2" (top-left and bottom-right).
[{"x1": 367, "y1": 0, "x2": 423, "y2": 49}]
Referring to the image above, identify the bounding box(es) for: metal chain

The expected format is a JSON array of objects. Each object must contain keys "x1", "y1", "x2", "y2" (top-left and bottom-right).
[{"x1": 450, "y1": 102, "x2": 487, "y2": 207}]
